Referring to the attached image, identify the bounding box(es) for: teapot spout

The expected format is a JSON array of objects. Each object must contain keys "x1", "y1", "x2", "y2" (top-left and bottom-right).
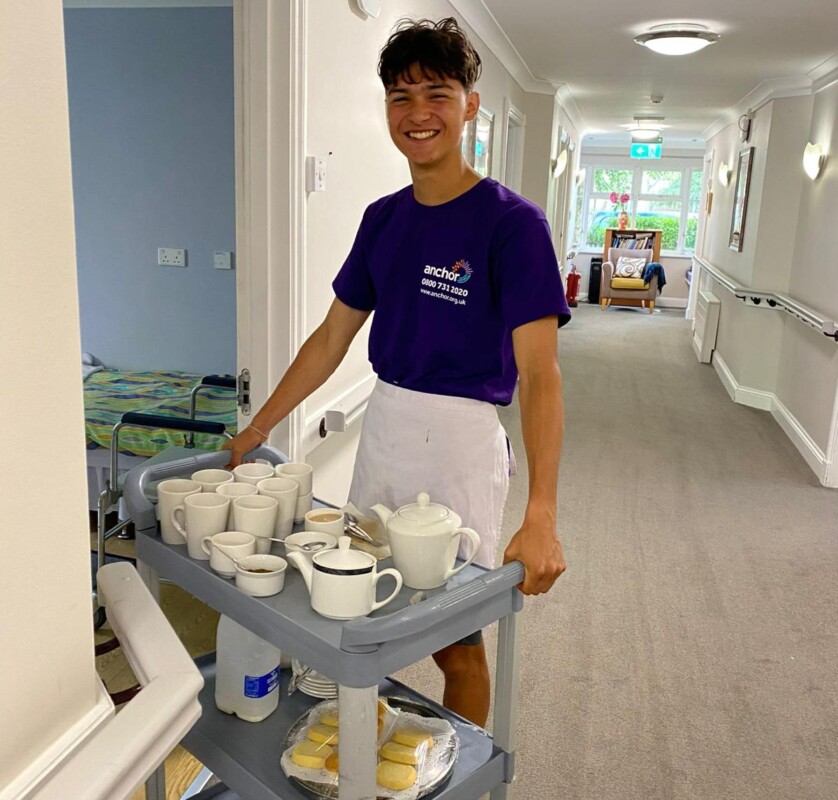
[
  {"x1": 369, "y1": 503, "x2": 393, "y2": 527},
  {"x1": 287, "y1": 551, "x2": 313, "y2": 592}
]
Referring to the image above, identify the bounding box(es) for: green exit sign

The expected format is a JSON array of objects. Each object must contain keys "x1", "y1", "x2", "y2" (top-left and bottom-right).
[{"x1": 631, "y1": 142, "x2": 662, "y2": 159}]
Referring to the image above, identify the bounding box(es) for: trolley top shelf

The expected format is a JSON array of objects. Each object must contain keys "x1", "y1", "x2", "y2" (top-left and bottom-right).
[{"x1": 129, "y1": 447, "x2": 524, "y2": 688}]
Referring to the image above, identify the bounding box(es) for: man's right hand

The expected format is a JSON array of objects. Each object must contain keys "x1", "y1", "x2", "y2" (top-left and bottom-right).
[{"x1": 222, "y1": 426, "x2": 266, "y2": 469}]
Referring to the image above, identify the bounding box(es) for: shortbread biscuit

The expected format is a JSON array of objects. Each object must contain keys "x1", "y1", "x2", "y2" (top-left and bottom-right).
[
  {"x1": 319, "y1": 709, "x2": 339, "y2": 728},
  {"x1": 291, "y1": 740, "x2": 333, "y2": 769},
  {"x1": 325, "y1": 751, "x2": 339, "y2": 773},
  {"x1": 377, "y1": 760, "x2": 417, "y2": 791},
  {"x1": 393, "y1": 727, "x2": 433, "y2": 750},
  {"x1": 307, "y1": 723, "x2": 339, "y2": 745},
  {"x1": 379, "y1": 740, "x2": 421, "y2": 766}
]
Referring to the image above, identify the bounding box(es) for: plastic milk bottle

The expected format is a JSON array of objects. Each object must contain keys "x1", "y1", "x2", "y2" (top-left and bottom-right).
[{"x1": 215, "y1": 615, "x2": 282, "y2": 722}]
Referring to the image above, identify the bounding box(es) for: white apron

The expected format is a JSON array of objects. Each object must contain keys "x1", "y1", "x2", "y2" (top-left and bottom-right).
[{"x1": 349, "y1": 380, "x2": 513, "y2": 569}]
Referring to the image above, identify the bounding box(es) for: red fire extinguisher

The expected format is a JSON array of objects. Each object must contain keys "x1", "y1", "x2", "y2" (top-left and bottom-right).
[{"x1": 565, "y1": 264, "x2": 581, "y2": 308}]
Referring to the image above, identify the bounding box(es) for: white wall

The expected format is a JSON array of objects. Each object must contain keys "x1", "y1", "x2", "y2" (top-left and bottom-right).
[
  {"x1": 775, "y1": 83, "x2": 838, "y2": 460},
  {"x1": 702, "y1": 88, "x2": 838, "y2": 478},
  {"x1": 0, "y1": 2, "x2": 101, "y2": 791}
]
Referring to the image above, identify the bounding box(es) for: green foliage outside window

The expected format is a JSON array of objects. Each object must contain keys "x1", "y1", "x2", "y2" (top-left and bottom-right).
[{"x1": 593, "y1": 169, "x2": 632, "y2": 195}]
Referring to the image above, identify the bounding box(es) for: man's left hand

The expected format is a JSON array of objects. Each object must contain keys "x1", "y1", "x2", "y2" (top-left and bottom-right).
[{"x1": 502, "y1": 514, "x2": 566, "y2": 595}]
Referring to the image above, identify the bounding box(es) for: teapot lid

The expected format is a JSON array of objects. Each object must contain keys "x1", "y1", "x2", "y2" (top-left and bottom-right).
[
  {"x1": 314, "y1": 536, "x2": 373, "y2": 575},
  {"x1": 396, "y1": 492, "x2": 451, "y2": 525}
]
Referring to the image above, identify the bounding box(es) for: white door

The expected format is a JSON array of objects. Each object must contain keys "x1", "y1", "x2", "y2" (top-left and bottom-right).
[{"x1": 501, "y1": 100, "x2": 526, "y2": 193}]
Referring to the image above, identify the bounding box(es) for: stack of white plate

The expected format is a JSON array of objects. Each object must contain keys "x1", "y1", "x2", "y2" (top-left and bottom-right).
[{"x1": 291, "y1": 658, "x2": 338, "y2": 699}]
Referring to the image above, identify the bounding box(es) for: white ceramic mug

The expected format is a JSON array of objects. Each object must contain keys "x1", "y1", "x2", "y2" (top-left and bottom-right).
[
  {"x1": 201, "y1": 531, "x2": 257, "y2": 577},
  {"x1": 304, "y1": 508, "x2": 344, "y2": 537},
  {"x1": 257, "y1": 476, "x2": 298, "y2": 538},
  {"x1": 233, "y1": 495, "x2": 279, "y2": 554},
  {"x1": 275, "y1": 462, "x2": 313, "y2": 496},
  {"x1": 284, "y1": 532, "x2": 338, "y2": 571},
  {"x1": 216, "y1": 482, "x2": 258, "y2": 528},
  {"x1": 233, "y1": 463, "x2": 276, "y2": 485},
  {"x1": 294, "y1": 491, "x2": 313, "y2": 523},
  {"x1": 191, "y1": 468, "x2": 234, "y2": 493},
  {"x1": 389, "y1": 525, "x2": 481, "y2": 590},
  {"x1": 156, "y1": 479, "x2": 202, "y2": 544},
  {"x1": 171, "y1": 493, "x2": 231, "y2": 560}
]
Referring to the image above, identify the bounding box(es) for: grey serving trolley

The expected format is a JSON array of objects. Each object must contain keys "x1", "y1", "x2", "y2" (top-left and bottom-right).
[{"x1": 125, "y1": 447, "x2": 524, "y2": 800}]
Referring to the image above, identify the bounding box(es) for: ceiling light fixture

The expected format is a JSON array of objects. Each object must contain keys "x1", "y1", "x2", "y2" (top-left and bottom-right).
[
  {"x1": 803, "y1": 142, "x2": 825, "y2": 180},
  {"x1": 635, "y1": 23, "x2": 720, "y2": 56},
  {"x1": 632, "y1": 128, "x2": 662, "y2": 141}
]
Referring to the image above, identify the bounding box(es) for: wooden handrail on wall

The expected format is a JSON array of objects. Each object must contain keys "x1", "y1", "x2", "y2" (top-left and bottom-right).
[{"x1": 692, "y1": 256, "x2": 838, "y2": 342}]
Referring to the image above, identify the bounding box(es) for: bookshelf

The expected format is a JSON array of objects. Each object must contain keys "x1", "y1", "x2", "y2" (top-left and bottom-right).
[{"x1": 604, "y1": 228, "x2": 662, "y2": 262}]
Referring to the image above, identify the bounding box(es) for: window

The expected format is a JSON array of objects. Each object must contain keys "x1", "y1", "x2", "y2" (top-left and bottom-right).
[{"x1": 579, "y1": 161, "x2": 704, "y2": 253}]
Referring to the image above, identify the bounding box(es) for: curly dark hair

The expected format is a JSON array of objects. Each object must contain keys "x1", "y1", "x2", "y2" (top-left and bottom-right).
[{"x1": 378, "y1": 17, "x2": 482, "y2": 92}]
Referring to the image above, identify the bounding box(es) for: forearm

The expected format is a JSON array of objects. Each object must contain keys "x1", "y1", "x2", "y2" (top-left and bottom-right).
[
  {"x1": 250, "y1": 322, "x2": 352, "y2": 435},
  {"x1": 518, "y1": 365, "x2": 564, "y2": 523}
]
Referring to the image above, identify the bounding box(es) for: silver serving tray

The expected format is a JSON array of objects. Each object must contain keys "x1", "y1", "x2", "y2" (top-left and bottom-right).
[{"x1": 282, "y1": 696, "x2": 459, "y2": 800}]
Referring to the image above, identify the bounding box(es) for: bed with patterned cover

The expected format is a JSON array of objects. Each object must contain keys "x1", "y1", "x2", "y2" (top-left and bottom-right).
[{"x1": 83, "y1": 368, "x2": 237, "y2": 509}]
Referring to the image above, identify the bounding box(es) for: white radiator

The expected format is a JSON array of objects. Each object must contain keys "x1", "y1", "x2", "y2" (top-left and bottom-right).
[{"x1": 692, "y1": 290, "x2": 721, "y2": 363}]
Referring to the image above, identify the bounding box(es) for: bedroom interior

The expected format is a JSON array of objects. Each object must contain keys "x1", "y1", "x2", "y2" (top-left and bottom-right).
[{"x1": 64, "y1": 5, "x2": 240, "y2": 516}]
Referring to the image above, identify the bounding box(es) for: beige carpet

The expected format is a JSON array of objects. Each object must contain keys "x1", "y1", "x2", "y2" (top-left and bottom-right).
[
  {"x1": 402, "y1": 304, "x2": 838, "y2": 799},
  {"x1": 101, "y1": 304, "x2": 838, "y2": 799}
]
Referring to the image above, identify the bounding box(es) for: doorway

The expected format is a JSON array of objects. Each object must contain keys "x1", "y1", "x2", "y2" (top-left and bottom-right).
[
  {"x1": 64, "y1": 1, "x2": 238, "y2": 378},
  {"x1": 501, "y1": 99, "x2": 526, "y2": 193}
]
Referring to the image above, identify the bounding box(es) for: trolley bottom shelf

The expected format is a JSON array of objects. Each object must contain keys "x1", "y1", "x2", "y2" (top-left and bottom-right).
[{"x1": 182, "y1": 658, "x2": 508, "y2": 800}]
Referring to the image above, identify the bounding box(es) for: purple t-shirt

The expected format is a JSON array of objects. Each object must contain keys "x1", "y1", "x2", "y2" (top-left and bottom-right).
[{"x1": 333, "y1": 178, "x2": 571, "y2": 405}]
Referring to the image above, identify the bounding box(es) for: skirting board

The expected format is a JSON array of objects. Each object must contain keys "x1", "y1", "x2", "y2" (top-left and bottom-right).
[
  {"x1": 712, "y1": 352, "x2": 836, "y2": 487},
  {"x1": 568, "y1": 294, "x2": 686, "y2": 309}
]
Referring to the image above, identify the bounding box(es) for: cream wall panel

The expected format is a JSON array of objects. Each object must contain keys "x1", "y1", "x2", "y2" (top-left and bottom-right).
[
  {"x1": 752, "y1": 95, "x2": 812, "y2": 293},
  {"x1": 774, "y1": 83, "x2": 838, "y2": 458},
  {"x1": 0, "y1": 1, "x2": 100, "y2": 788}
]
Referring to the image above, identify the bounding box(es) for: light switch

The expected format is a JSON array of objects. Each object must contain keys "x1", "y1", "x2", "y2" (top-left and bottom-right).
[{"x1": 214, "y1": 251, "x2": 233, "y2": 270}]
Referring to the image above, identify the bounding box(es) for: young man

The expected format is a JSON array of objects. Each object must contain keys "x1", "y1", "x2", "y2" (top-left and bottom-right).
[{"x1": 225, "y1": 17, "x2": 570, "y2": 726}]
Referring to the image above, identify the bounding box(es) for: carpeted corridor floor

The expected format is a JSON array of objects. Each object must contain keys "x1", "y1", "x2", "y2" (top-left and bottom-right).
[{"x1": 399, "y1": 304, "x2": 838, "y2": 800}]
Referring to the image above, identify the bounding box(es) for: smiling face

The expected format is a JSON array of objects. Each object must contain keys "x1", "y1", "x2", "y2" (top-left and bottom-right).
[{"x1": 385, "y1": 65, "x2": 479, "y2": 173}]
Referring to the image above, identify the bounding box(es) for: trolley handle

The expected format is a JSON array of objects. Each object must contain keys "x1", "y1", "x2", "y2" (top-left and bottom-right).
[
  {"x1": 121, "y1": 412, "x2": 226, "y2": 436},
  {"x1": 340, "y1": 561, "x2": 525, "y2": 651},
  {"x1": 200, "y1": 374, "x2": 237, "y2": 389}
]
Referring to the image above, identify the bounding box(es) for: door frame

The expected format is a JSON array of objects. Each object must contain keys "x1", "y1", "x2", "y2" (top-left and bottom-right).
[{"x1": 234, "y1": 0, "x2": 307, "y2": 460}]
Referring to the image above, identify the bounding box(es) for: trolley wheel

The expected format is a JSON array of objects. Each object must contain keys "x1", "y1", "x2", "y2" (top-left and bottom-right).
[{"x1": 93, "y1": 606, "x2": 107, "y2": 630}]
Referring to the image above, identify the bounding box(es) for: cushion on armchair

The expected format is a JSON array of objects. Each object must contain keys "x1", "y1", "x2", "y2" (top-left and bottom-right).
[
  {"x1": 611, "y1": 277, "x2": 650, "y2": 290},
  {"x1": 614, "y1": 256, "x2": 647, "y2": 278}
]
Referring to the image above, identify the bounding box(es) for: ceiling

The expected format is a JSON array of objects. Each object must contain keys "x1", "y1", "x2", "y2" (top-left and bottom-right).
[{"x1": 477, "y1": 0, "x2": 838, "y2": 148}]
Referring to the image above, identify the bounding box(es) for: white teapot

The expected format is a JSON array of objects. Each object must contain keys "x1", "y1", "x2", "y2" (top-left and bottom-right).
[
  {"x1": 287, "y1": 536, "x2": 402, "y2": 620},
  {"x1": 371, "y1": 493, "x2": 481, "y2": 590}
]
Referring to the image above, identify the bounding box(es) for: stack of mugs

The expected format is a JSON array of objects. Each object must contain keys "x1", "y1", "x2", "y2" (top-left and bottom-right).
[{"x1": 154, "y1": 461, "x2": 316, "y2": 594}]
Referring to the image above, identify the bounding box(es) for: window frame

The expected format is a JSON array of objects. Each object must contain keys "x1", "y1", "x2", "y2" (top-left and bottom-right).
[{"x1": 579, "y1": 155, "x2": 704, "y2": 255}]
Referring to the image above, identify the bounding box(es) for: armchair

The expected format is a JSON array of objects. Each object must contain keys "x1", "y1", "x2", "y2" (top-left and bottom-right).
[{"x1": 599, "y1": 247, "x2": 658, "y2": 313}]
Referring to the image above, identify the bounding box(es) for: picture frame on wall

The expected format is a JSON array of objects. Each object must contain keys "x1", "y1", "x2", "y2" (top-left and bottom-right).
[
  {"x1": 473, "y1": 107, "x2": 494, "y2": 177},
  {"x1": 461, "y1": 108, "x2": 495, "y2": 176},
  {"x1": 729, "y1": 146, "x2": 754, "y2": 251}
]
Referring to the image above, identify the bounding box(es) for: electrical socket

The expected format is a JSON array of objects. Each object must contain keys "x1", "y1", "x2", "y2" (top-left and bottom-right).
[{"x1": 158, "y1": 247, "x2": 187, "y2": 267}]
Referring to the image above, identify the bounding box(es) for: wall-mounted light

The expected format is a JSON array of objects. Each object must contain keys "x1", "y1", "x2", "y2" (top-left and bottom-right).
[
  {"x1": 803, "y1": 142, "x2": 825, "y2": 180},
  {"x1": 718, "y1": 162, "x2": 732, "y2": 186},
  {"x1": 574, "y1": 169, "x2": 585, "y2": 186},
  {"x1": 635, "y1": 23, "x2": 720, "y2": 56},
  {"x1": 355, "y1": 0, "x2": 381, "y2": 18},
  {"x1": 552, "y1": 149, "x2": 568, "y2": 177}
]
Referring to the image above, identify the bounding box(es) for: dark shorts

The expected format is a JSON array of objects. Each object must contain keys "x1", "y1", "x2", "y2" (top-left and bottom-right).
[{"x1": 453, "y1": 629, "x2": 483, "y2": 646}]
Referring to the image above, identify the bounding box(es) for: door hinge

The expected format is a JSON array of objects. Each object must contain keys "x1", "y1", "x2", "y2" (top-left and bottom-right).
[{"x1": 237, "y1": 368, "x2": 251, "y2": 415}]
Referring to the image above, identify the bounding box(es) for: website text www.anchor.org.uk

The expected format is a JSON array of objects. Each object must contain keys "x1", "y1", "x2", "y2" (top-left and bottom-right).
[{"x1": 420, "y1": 287, "x2": 467, "y2": 306}]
